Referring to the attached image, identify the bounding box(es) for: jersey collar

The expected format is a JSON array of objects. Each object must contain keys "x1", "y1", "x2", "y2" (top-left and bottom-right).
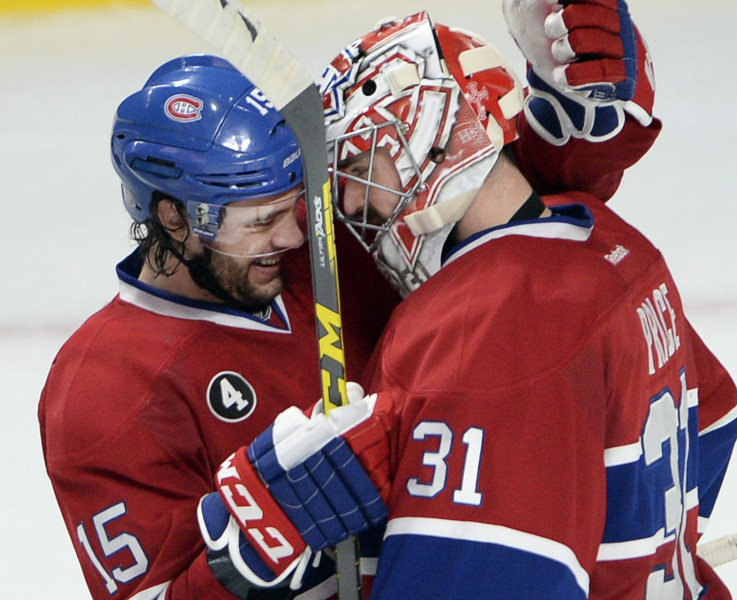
[
  {"x1": 116, "y1": 251, "x2": 292, "y2": 333},
  {"x1": 442, "y1": 203, "x2": 594, "y2": 268}
]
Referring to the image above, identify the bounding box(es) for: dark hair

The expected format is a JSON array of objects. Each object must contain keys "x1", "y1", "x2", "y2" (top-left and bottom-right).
[{"x1": 130, "y1": 194, "x2": 191, "y2": 276}]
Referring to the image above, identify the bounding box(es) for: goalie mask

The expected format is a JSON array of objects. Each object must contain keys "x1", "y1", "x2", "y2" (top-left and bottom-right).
[
  {"x1": 112, "y1": 54, "x2": 306, "y2": 259},
  {"x1": 320, "y1": 12, "x2": 524, "y2": 296}
]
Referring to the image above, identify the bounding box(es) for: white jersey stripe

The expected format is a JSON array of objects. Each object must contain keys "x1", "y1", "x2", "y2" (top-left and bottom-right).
[
  {"x1": 597, "y1": 493, "x2": 699, "y2": 561},
  {"x1": 598, "y1": 528, "x2": 675, "y2": 561},
  {"x1": 119, "y1": 279, "x2": 292, "y2": 333},
  {"x1": 360, "y1": 557, "x2": 378, "y2": 576},
  {"x1": 445, "y1": 213, "x2": 593, "y2": 267},
  {"x1": 604, "y1": 441, "x2": 643, "y2": 466},
  {"x1": 605, "y1": 388, "x2": 700, "y2": 467}
]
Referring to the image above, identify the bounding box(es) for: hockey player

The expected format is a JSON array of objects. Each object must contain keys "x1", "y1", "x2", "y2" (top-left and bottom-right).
[
  {"x1": 194, "y1": 5, "x2": 737, "y2": 600},
  {"x1": 39, "y1": 2, "x2": 676, "y2": 598},
  {"x1": 38, "y1": 54, "x2": 398, "y2": 600}
]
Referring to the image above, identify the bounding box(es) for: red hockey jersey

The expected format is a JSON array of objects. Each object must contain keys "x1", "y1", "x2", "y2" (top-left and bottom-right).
[
  {"x1": 38, "y1": 226, "x2": 397, "y2": 600},
  {"x1": 38, "y1": 115, "x2": 662, "y2": 599},
  {"x1": 364, "y1": 196, "x2": 737, "y2": 599}
]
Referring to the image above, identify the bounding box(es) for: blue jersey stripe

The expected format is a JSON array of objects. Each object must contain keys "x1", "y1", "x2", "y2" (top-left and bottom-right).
[{"x1": 372, "y1": 528, "x2": 587, "y2": 600}]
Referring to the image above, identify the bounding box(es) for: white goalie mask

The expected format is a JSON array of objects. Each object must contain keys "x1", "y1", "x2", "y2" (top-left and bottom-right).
[{"x1": 320, "y1": 12, "x2": 524, "y2": 296}]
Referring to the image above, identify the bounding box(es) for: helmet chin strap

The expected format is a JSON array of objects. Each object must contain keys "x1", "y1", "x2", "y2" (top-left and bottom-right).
[{"x1": 403, "y1": 150, "x2": 500, "y2": 236}]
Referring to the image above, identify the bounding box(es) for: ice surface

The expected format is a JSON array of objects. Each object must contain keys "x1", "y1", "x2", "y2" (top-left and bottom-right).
[{"x1": 1, "y1": 1, "x2": 735, "y2": 596}]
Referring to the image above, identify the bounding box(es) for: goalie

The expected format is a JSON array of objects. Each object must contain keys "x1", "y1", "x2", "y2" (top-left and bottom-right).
[{"x1": 194, "y1": 2, "x2": 737, "y2": 599}]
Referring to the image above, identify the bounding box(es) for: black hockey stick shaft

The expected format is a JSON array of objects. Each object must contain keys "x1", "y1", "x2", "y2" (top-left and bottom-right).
[
  {"x1": 281, "y1": 86, "x2": 349, "y2": 415},
  {"x1": 148, "y1": 0, "x2": 361, "y2": 597}
]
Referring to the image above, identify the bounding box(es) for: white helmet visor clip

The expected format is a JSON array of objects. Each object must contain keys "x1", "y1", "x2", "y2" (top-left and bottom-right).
[{"x1": 187, "y1": 188, "x2": 308, "y2": 258}]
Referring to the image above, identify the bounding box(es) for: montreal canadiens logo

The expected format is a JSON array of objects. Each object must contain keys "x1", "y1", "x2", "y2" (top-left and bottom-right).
[
  {"x1": 207, "y1": 371, "x2": 257, "y2": 423},
  {"x1": 165, "y1": 94, "x2": 203, "y2": 122}
]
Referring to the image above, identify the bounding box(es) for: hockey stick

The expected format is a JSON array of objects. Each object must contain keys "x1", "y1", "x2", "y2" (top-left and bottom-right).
[
  {"x1": 147, "y1": 0, "x2": 361, "y2": 597},
  {"x1": 698, "y1": 533, "x2": 737, "y2": 568}
]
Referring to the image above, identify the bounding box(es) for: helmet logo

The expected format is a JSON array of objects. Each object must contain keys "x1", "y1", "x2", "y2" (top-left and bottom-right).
[
  {"x1": 283, "y1": 148, "x2": 301, "y2": 168},
  {"x1": 465, "y1": 82, "x2": 490, "y2": 121},
  {"x1": 165, "y1": 94, "x2": 204, "y2": 122}
]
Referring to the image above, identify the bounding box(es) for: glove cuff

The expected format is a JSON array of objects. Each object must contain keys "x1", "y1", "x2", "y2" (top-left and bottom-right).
[
  {"x1": 216, "y1": 448, "x2": 308, "y2": 576},
  {"x1": 525, "y1": 68, "x2": 626, "y2": 145}
]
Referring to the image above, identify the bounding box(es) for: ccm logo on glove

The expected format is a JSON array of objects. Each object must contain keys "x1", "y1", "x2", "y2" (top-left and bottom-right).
[{"x1": 217, "y1": 448, "x2": 307, "y2": 572}]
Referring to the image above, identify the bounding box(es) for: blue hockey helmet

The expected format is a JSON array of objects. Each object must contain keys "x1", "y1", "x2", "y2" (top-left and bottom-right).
[{"x1": 111, "y1": 55, "x2": 304, "y2": 232}]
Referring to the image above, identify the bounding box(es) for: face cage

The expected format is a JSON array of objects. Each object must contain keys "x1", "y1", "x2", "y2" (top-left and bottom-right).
[
  {"x1": 329, "y1": 118, "x2": 424, "y2": 253},
  {"x1": 187, "y1": 190, "x2": 308, "y2": 259}
]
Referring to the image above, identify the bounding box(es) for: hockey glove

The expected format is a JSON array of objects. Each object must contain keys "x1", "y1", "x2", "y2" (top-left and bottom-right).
[
  {"x1": 503, "y1": 0, "x2": 655, "y2": 145},
  {"x1": 198, "y1": 383, "x2": 393, "y2": 589}
]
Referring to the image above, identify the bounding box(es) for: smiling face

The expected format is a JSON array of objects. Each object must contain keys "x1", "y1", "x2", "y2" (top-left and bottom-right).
[{"x1": 200, "y1": 185, "x2": 307, "y2": 310}]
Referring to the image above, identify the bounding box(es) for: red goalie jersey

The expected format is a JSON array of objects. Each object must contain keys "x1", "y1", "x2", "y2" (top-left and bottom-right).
[{"x1": 364, "y1": 195, "x2": 737, "y2": 599}]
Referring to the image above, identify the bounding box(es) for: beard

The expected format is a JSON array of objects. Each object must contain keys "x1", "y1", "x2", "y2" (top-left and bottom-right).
[
  {"x1": 186, "y1": 249, "x2": 285, "y2": 314},
  {"x1": 210, "y1": 251, "x2": 285, "y2": 313}
]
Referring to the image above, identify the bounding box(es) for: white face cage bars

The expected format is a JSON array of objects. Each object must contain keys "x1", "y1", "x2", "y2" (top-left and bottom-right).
[{"x1": 328, "y1": 118, "x2": 423, "y2": 253}]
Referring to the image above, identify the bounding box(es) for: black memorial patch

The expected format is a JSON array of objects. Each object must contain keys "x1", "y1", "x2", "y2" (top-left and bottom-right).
[{"x1": 207, "y1": 371, "x2": 257, "y2": 423}]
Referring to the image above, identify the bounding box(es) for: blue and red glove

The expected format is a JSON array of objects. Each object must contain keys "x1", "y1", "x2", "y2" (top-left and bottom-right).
[
  {"x1": 198, "y1": 384, "x2": 394, "y2": 590},
  {"x1": 503, "y1": 0, "x2": 655, "y2": 145}
]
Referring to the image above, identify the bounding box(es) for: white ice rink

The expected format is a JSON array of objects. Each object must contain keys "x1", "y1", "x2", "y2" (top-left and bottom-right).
[{"x1": 1, "y1": 0, "x2": 736, "y2": 596}]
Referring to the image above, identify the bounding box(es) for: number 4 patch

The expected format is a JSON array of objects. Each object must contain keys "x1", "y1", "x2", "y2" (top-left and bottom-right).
[{"x1": 207, "y1": 371, "x2": 257, "y2": 423}]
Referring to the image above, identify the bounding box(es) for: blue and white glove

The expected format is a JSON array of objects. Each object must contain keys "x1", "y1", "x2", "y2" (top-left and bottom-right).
[
  {"x1": 198, "y1": 491, "x2": 308, "y2": 590},
  {"x1": 503, "y1": 0, "x2": 655, "y2": 145},
  {"x1": 198, "y1": 383, "x2": 390, "y2": 590}
]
